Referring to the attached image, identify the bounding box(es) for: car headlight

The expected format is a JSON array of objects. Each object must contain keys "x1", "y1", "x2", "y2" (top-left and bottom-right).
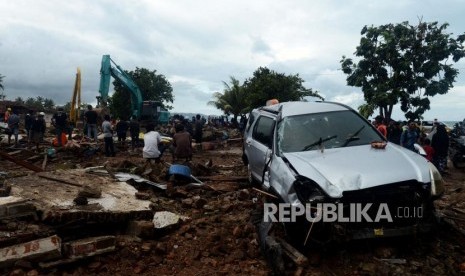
[
  {"x1": 429, "y1": 162, "x2": 444, "y2": 198},
  {"x1": 292, "y1": 176, "x2": 327, "y2": 203}
]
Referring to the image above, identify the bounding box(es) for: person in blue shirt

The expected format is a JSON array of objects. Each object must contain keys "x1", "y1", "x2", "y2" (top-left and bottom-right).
[{"x1": 400, "y1": 121, "x2": 419, "y2": 151}]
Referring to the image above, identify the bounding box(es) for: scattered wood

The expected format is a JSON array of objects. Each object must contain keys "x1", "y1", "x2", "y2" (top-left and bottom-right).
[
  {"x1": 252, "y1": 187, "x2": 278, "y2": 199},
  {"x1": 0, "y1": 150, "x2": 43, "y2": 172},
  {"x1": 42, "y1": 154, "x2": 48, "y2": 171},
  {"x1": 276, "y1": 237, "x2": 308, "y2": 267},
  {"x1": 196, "y1": 175, "x2": 248, "y2": 182},
  {"x1": 7, "y1": 150, "x2": 22, "y2": 156},
  {"x1": 37, "y1": 174, "x2": 83, "y2": 187},
  {"x1": 26, "y1": 155, "x2": 42, "y2": 162}
]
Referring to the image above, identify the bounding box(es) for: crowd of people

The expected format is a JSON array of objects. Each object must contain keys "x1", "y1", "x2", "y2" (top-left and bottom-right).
[
  {"x1": 2, "y1": 105, "x2": 209, "y2": 165},
  {"x1": 2, "y1": 105, "x2": 453, "y2": 175},
  {"x1": 372, "y1": 116, "x2": 450, "y2": 174}
]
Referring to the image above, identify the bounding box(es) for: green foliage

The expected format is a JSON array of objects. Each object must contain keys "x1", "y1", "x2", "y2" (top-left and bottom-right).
[
  {"x1": 341, "y1": 21, "x2": 465, "y2": 121},
  {"x1": 63, "y1": 102, "x2": 88, "y2": 114},
  {"x1": 110, "y1": 67, "x2": 173, "y2": 119},
  {"x1": 207, "y1": 77, "x2": 248, "y2": 120},
  {"x1": 358, "y1": 103, "x2": 376, "y2": 119},
  {"x1": 43, "y1": 98, "x2": 55, "y2": 110},
  {"x1": 243, "y1": 67, "x2": 323, "y2": 109},
  {"x1": 209, "y1": 67, "x2": 323, "y2": 116},
  {"x1": 23, "y1": 96, "x2": 56, "y2": 111},
  {"x1": 14, "y1": 97, "x2": 24, "y2": 104}
]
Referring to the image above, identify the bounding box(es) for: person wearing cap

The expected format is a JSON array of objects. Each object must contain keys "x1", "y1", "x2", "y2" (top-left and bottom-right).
[
  {"x1": 30, "y1": 112, "x2": 46, "y2": 152},
  {"x1": 4, "y1": 107, "x2": 11, "y2": 123},
  {"x1": 7, "y1": 109, "x2": 20, "y2": 147},
  {"x1": 52, "y1": 107, "x2": 68, "y2": 147}
]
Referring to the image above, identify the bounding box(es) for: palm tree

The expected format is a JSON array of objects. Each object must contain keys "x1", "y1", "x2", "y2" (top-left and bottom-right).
[
  {"x1": 0, "y1": 74, "x2": 5, "y2": 100},
  {"x1": 208, "y1": 77, "x2": 249, "y2": 121},
  {"x1": 14, "y1": 97, "x2": 24, "y2": 104},
  {"x1": 0, "y1": 74, "x2": 4, "y2": 90}
]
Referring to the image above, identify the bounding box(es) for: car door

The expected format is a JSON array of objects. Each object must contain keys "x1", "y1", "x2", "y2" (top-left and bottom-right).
[{"x1": 245, "y1": 115, "x2": 275, "y2": 182}]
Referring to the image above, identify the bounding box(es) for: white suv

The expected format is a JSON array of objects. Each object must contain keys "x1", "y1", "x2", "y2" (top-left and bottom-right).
[{"x1": 243, "y1": 101, "x2": 443, "y2": 242}]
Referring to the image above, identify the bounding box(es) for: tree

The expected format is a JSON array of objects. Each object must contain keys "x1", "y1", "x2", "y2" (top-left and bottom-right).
[
  {"x1": 14, "y1": 97, "x2": 24, "y2": 104},
  {"x1": 0, "y1": 74, "x2": 4, "y2": 91},
  {"x1": 243, "y1": 67, "x2": 323, "y2": 110},
  {"x1": 43, "y1": 98, "x2": 55, "y2": 110},
  {"x1": 358, "y1": 103, "x2": 376, "y2": 119},
  {"x1": 25, "y1": 97, "x2": 35, "y2": 107},
  {"x1": 110, "y1": 67, "x2": 174, "y2": 119},
  {"x1": 341, "y1": 21, "x2": 465, "y2": 121},
  {"x1": 208, "y1": 77, "x2": 248, "y2": 121},
  {"x1": 0, "y1": 74, "x2": 5, "y2": 100}
]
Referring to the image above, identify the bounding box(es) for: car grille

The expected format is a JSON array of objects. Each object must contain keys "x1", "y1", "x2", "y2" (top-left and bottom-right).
[{"x1": 338, "y1": 180, "x2": 432, "y2": 228}]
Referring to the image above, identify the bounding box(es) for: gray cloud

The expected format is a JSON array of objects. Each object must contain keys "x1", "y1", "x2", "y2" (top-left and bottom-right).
[{"x1": 1, "y1": 0, "x2": 464, "y2": 119}]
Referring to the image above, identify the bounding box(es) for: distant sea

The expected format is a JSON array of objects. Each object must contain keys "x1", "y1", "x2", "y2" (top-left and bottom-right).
[{"x1": 443, "y1": 121, "x2": 461, "y2": 128}]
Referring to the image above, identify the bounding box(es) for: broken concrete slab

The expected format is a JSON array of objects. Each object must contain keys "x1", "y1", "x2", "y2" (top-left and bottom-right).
[
  {"x1": 0, "y1": 198, "x2": 38, "y2": 220},
  {"x1": 0, "y1": 235, "x2": 61, "y2": 268},
  {"x1": 39, "y1": 236, "x2": 116, "y2": 269},
  {"x1": 152, "y1": 211, "x2": 189, "y2": 229},
  {"x1": 63, "y1": 236, "x2": 115, "y2": 259},
  {"x1": 5, "y1": 169, "x2": 152, "y2": 224},
  {"x1": 126, "y1": 220, "x2": 154, "y2": 238}
]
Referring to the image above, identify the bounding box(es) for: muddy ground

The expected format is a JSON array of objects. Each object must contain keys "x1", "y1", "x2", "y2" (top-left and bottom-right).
[{"x1": 1, "y1": 133, "x2": 465, "y2": 275}]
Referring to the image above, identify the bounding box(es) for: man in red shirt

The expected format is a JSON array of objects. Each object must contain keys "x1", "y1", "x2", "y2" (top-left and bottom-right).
[{"x1": 375, "y1": 115, "x2": 387, "y2": 138}]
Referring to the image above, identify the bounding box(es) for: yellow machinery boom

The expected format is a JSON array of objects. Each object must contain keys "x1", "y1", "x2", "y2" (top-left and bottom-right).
[{"x1": 70, "y1": 68, "x2": 81, "y2": 126}]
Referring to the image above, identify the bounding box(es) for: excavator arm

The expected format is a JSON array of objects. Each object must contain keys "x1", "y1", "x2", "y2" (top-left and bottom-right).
[
  {"x1": 98, "y1": 55, "x2": 143, "y2": 118},
  {"x1": 69, "y1": 68, "x2": 81, "y2": 125}
]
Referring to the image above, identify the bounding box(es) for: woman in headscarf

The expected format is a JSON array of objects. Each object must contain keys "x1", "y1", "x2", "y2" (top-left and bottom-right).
[{"x1": 431, "y1": 124, "x2": 449, "y2": 173}]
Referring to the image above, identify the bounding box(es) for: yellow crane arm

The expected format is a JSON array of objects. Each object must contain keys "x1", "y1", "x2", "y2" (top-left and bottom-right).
[{"x1": 70, "y1": 68, "x2": 81, "y2": 124}]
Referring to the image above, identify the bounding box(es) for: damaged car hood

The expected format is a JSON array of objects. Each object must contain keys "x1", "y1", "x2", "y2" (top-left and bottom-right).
[{"x1": 282, "y1": 143, "x2": 431, "y2": 198}]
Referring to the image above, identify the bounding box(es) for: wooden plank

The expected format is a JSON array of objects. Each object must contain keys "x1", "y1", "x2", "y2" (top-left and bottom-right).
[
  {"x1": 0, "y1": 150, "x2": 43, "y2": 172},
  {"x1": 196, "y1": 175, "x2": 248, "y2": 182},
  {"x1": 41, "y1": 154, "x2": 48, "y2": 171},
  {"x1": 276, "y1": 237, "x2": 308, "y2": 266},
  {"x1": 37, "y1": 174, "x2": 83, "y2": 187}
]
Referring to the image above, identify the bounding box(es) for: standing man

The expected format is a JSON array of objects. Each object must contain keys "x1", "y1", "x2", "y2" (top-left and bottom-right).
[
  {"x1": 52, "y1": 107, "x2": 68, "y2": 147},
  {"x1": 25, "y1": 113, "x2": 34, "y2": 146},
  {"x1": 374, "y1": 115, "x2": 387, "y2": 138},
  {"x1": 115, "y1": 117, "x2": 129, "y2": 147},
  {"x1": 85, "y1": 105, "x2": 98, "y2": 143},
  {"x1": 7, "y1": 109, "x2": 20, "y2": 147},
  {"x1": 400, "y1": 121, "x2": 419, "y2": 152},
  {"x1": 129, "y1": 116, "x2": 140, "y2": 150},
  {"x1": 194, "y1": 114, "x2": 203, "y2": 149},
  {"x1": 172, "y1": 123, "x2": 192, "y2": 162},
  {"x1": 30, "y1": 112, "x2": 46, "y2": 152},
  {"x1": 102, "y1": 114, "x2": 115, "y2": 157},
  {"x1": 4, "y1": 107, "x2": 11, "y2": 123}
]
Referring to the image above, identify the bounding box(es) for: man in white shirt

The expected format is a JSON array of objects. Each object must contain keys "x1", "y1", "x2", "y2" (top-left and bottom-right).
[{"x1": 143, "y1": 123, "x2": 162, "y2": 162}]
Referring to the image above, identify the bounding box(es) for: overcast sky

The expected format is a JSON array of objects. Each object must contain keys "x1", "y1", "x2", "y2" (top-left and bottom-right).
[{"x1": 1, "y1": 0, "x2": 465, "y2": 120}]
